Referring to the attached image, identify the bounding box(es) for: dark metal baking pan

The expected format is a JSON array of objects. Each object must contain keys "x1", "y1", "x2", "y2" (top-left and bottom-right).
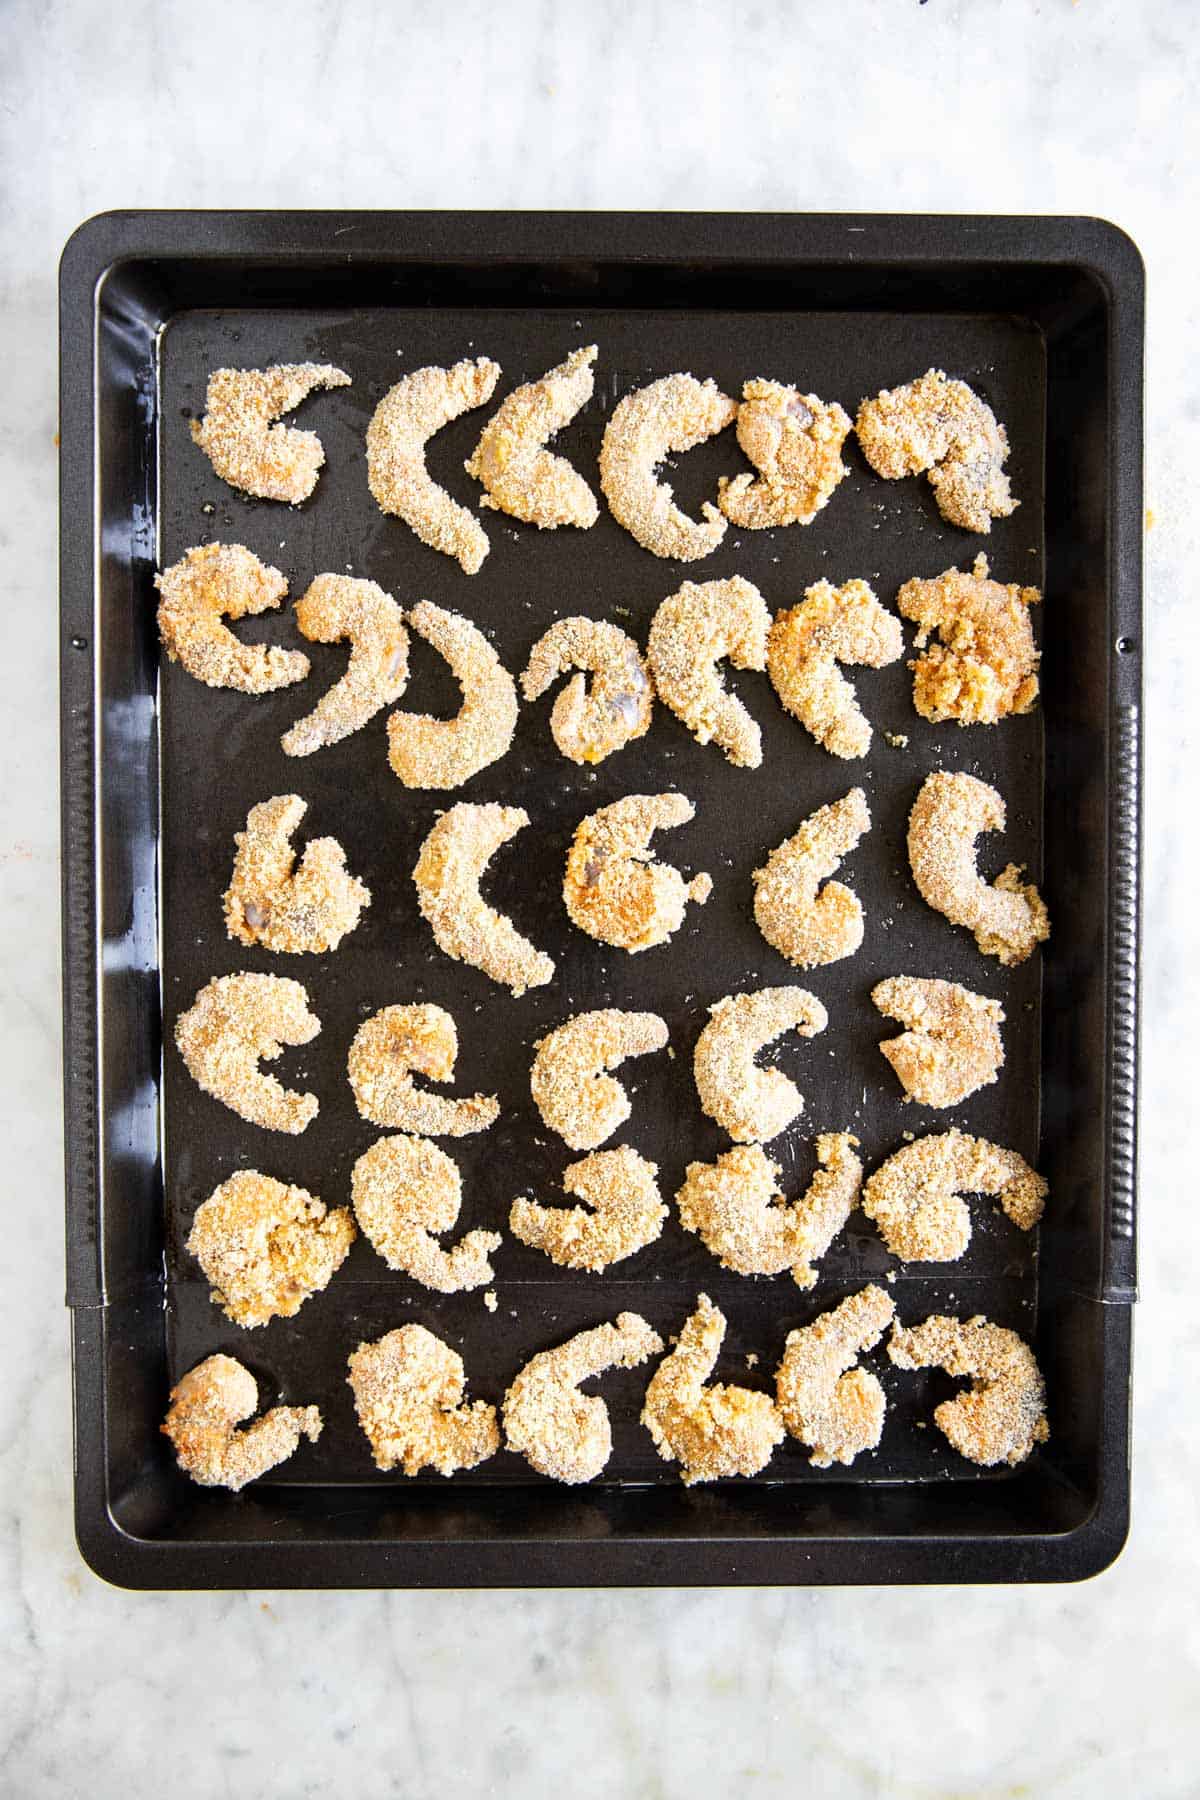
[{"x1": 60, "y1": 211, "x2": 1142, "y2": 1587}]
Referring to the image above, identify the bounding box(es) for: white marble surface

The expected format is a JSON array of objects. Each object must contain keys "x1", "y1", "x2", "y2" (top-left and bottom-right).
[{"x1": 2, "y1": 0, "x2": 1196, "y2": 1793}]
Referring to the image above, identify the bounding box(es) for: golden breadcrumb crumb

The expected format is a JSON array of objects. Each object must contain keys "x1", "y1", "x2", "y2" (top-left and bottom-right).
[
  {"x1": 753, "y1": 787, "x2": 871, "y2": 968},
  {"x1": 347, "y1": 1325, "x2": 500, "y2": 1476},
  {"x1": 898, "y1": 554, "x2": 1040, "y2": 724},
  {"x1": 510, "y1": 1145, "x2": 667, "y2": 1271},
  {"x1": 175, "y1": 973, "x2": 320, "y2": 1133},
  {"x1": 367, "y1": 357, "x2": 501, "y2": 572},
  {"x1": 161, "y1": 1353, "x2": 321, "y2": 1490},
  {"x1": 855, "y1": 368, "x2": 1017, "y2": 533},
  {"x1": 599, "y1": 373, "x2": 736, "y2": 560},
  {"x1": 888, "y1": 1313, "x2": 1049, "y2": 1466},
  {"x1": 465, "y1": 345, "x2": 599, "y2": 528},
  {"x1": 387, "y1": 600, "x2": 518, "y2": 789},
  {"x1": 223, "y1": 794, "x2": 370, "y2": 954},
  {"x1": 719, "y1": 380, "x2": 851, "y2": 528},
  {"x1": 642, "y1": 1294, "x2": 784, "y2": 1483},
  {"x1": 348, "y1": 1002, "x2": 500, "y2": 1136},
  {"x1": 281, "y1": 574, "x2": 410, "y2": 756},
  {"x1": 873, "y1": 975, "x2": 1005, "y2": 1106},
  {"x1": 862, "y1": 1128, "x2": 1047, "y2": 1262},
  {"x1": 908, "y1": 771, "x2": 1050, "y2": 965},
  {"x1": 186, "y1": 1169, "x2": 355, "y2": 1328},
  {"x1": 521, "y1": 617, "x2": 653, "y2": 765},
  {"x1": 767, "y1": 578, "x2": 903, "y2": 759},
  {"x1": 776, "y1": 1285, "x2": 895, "y2": 1467},
  {"x1": 563, "y1": 792, "x2": 712, "y2": 952},
  {"x1": 502, "y1": 1313, "x2": 663, "y2": 1483},
  {"x1": 156, "y1": 543, "x2": 308, "y2": 693},
  {"x1": 692, "y1": 986, "x2": 828, "y2": 1143},
  {"x1": 190, "y1": 363, "x2": 350, "y2": 503},
  {"x1": 647, "y1": 576, "x2": 771, "y2": 769},
  {"x1": 676, "y1": 1135, "x2": 862, "y2": 1289},
  {"x1": 351, "y1": 1133, "x2": 500, "y2": 1294},
  {"x1": 413, "y1": 803, "x2": 555, "y2": 995},
  {"x1": 530, "y1": 1009, "x2": 669, "y2": 1150}
]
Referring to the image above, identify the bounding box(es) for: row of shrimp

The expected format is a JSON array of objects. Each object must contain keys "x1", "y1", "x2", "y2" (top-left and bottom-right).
[
  {"x1": 186, "y1": 353, "x2": 1019, "y2": 572},
  {"x1": 163, "y1": 1291, "x2": 1048, "y2": 1493}
]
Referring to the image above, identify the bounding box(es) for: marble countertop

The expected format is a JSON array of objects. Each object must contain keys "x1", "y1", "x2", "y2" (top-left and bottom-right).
[{"x1": 2, "y1": 0, "x2": 1196, "y2": 1794}]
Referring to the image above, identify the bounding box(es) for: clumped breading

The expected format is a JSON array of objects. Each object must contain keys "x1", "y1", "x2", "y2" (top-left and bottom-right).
[
  {"x1": 599, "y1": 373, "x2": 736, "y2": 560},
  {"x1": 873, "y1": 975, "x2": 1005, "y2": 1107},
  {"x1": 155, "y1": 543, "x2": 308, "y2": 693},
  {"x1": 510, "y1": 1145, "x2": 667, "y2": 1272},
  {"x1": 413, "y1": 803, "x2": 555, "y2": 995},
  {"x1": 646, "y1": 576, "x2": 771, "y2": 769},
  {"x1": 175, "y1": 973, "x2": 320, "y2": 1134},
  {"x1": 753, "y1": 787, "x2": 871, "y2": 969},
  {"x1": 676, "y1": 1135, "x2": 862, "y2": 1289},
  {"x1": 767, "y1": 578, "x2": 903, "y2": 759},
  {"x1": 348, "y1": 1002, "x2": 500, "y2": 1137},
  {"x1": 351, "y1": 1133, "x2": 501, "y2": 1294},
  {"x1": 161, "y1": 1353, "x2": 322, "y2": 1491},
  {"x1": 521, "y1": 617, "x2": 653, "y2": 765},
  {"x1": 189, "y1": 362, "x2": 351, "y2": 503},
  {"x1": 898, "y1": 554, "x2": 1040, "y2": 725},
  {"x1": 862, "y1": 1128, "x2": 1047, "y2": 1263},
  {"x1": 692, "y1": 986, "x2": 828, "y2": 1144},
  {"x1": 502, "y1": 1313, "x2": 664, "y2": 1484},
  {"x1": 908, "y1": 771, "x2": 1050, "y2": 966},
  {"x1": 718, "y1": 380, "x2": 851, "y2": 529},
  {"x1": 642, "y1": 1294, "x2": 784, "y2": 1484},
  {"x1": 387, "y1": 600, "x2": 518, "y2": 789},
  {"x1": 888, "y1": 1313, "x2": 1049, "y2": 1467},
  {"x1": 776, "y1": 1286, "x2": 896, "y2": 1468},
  {"x1": 855, "y1": 367, "x2": 1017, "y2": 533},
  {"x1": 281, "y1": 574, "x2": 410, "y2": 756},
  {"x1": 186, "y1": 1169, "x2": 355, "y2": 1328},
  {"x1": 530, "y1": 1008, "x2": 669, "y2": 1151},
  {"x1": 223, "y1": 794, "x2": 370, "y2": 954},
  {"x1": 366, "y1": 357, "x2": 501, "y2": 573},
  {"x1": 465, "y1": 344, "x2": 599, "y2": 528},
  {"x1": 563, "y1": 792, "x2": 712, "y2": 952},
  {"x1": 347, "y1": 1325, "x2": 500, "y2": 1476}
]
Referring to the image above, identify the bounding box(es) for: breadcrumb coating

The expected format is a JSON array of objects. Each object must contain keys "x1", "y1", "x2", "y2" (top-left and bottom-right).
[
  {"x1": 186, "y1": 1169, "x2": 355, "y2": 1329},
  {"x1": 175, "y1": 973, "x2": 320, "y2": 1134},
  {"x1": 898, "y1": 554, "x2": 1040, "y2": 725},
  {"x1": 718, "y1": 380, "x2": 851, "y2": 529},
  {"x1": 530, "y1": 1009, "x2": 669, "y2": 1151},
  {"x1": 510, "y1": 1145, "x2": 667, "y2": 1271},
  {"x1": 502, "y1": 1313, "x2": 663, "y2": 1484},
  {"x1": 281, "y1": 574, "x2": 410, "y2": 757},
  {"x1": 563, "y1": 792, "x2": 712, "y2": 952},
  {"x1": 692, "y1": 986, "x2": 828, "y2": 1143},
  {"x1": 862, "y1": 1128, "x2": 1047, "y2": 1263},
  {"x1": 908, "y1": 771, "x2": 1050, "y2": 965},
  {"x1": 599, "y1": 373, "x2": 736, "y2": 560},
  {"x1": 465, "y1": 345, "x2": 599, "y2": 528},
  {"x1": 767, "y1": 578, "x2": 903, "y2": 759},
  {"x1": 676, "y1": 1135, "x2": 862, "y2": 1289},
  {"x1": 873, "y1": 975, "x2": 1005, "y2": 1107},
  {"x1": 776, "y1": 1286, "x2": 895, "y2": 1468},
  {"x1": 223, "y1": 793, "x2": 370, "y2": 954},
  {"x1": 413, "y1": 803, "x2": 555, "y2": 995},
  {"x1": 855, "y1": 368, "x2": 1017, "y2": 533},
  {"x1": 347, "y1": 1325, "x2": 500, "y2": 1476},
  {"x1": 161, "y1": 1353, "x2": 322, "y2": 1491},
  {"x1": 647, "y1": 576, "x2": 771, "y2": 769},
  {"x1": 753, "y1": 787, "x2": 871, "y2": 969},
  {"x1": 367, "y1": 357, "x2": 501, "y2": 573},
  {"x1": 348, "y1": 1002, "x2": 500, "y2": 1137},
  {"x1": 642, "y1": 1294, "x2": 784, "y2": 1484},
  {"x1": 888, "y1": 1312, "x2": 1049, "y2": 1467},
  {"x1": 387, "y1": 600, "x2": 519, "y2": 790},
  {"x1": 156, "y1": 543, "x2": 308, "y2": 693},
  {"x1": 351, "y1": 1133, "x2": 501, "y2": 1294},
  {"x1": 189, "y1": 362, "x2": 351, "y2": 503},
  {"x1": 521, "y1": 617, "x2": 653, "y2": 765}
]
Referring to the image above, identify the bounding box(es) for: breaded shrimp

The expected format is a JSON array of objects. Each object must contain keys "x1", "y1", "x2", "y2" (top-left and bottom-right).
[
  {"x1": 753, "y1": 787, "x2": 871, "y2": 969},
  {"x1": 888, "y1": 1313, "x2": 1049, "y2": 1467},
  {"x1": 175, "y1": 973, "x2": 320, "y2": 1134},
  {"x1": 521, "y1": 617, "x2": 653, "y2": 765},
  {"x1": 530, "y1": 1008, "x2": 669, "y2": 1151},
  {"x1": 347, "y1": 1325, "x2": 500, "y2": 1476},
  {"x1": 873, "y1": 975, "x2": 1005, "y2": 1107},
  {"x1": 189, "y1": 362, "x2": 351, "y2": 503},
  {"x1": 223, "y1": 793, "x2": 370, "y2": 954},
  {"x1": 862, "y1": 1128, "x2": 1047, "y2": 1263},
  {"x1": 502, "y1": 1313, "x2": 663, "y2": 1484},
  {"x1": 676, "y1": 1135, "x2": 862, "y2": 1289},
  {"x1": 646, "y1": 576, "x2": 771, "y2": 769},
  {"x1": 908, "y1": 771, "x2": 1050, "y2": 966},
  {"x1": 855, "y1": 367, "x2": 1018, "y2": 533},
  {"x1": 348, "y1": 1002, "x2": 500, "y2": 1137},
  {"x1": 186, "y1": 1169, "x2": 355, "y2": 1329},
  {"x1": 465, "y1": 345, "x2": 599, "y2": 528},
  {"x1": 510, "y1": 1145, "x2": 667, "y2": 1271},
  {"x1": 155, "y1": 543, "x2": 308, "y2": 693},
  {"x1": 386, "y1": 600, "x2": 519, "y2": 789},
  {"x1": 281, "y1": 574, "x2": 410, "y2": 757},
  {"x1": 351, "y1": 1133, "x2": 501, "y2": 1294},
  {"x1": 718, "y1": 380, "x2": 851, "y2": 529},
  {"x1": 563, "y1": 792, "x2": 712, "y2": 952},
  {"x1": 692, "y1": 986, "x2": 829, "y2": 1143},
  {"x1": 642, "y1": 1294, "x2": 784, "y2": 1484},
  {"x1": 161, "y1": 1353, "x2": 322, "y2": 1491},
  {"x1": 767, "y1": 578, "x2": 903, "y2": 759},
  {"x1": 897, "y1": 554, "x2": 1041, "y2": 725},
  {"x1": 413, "y1": 803, "x2": 555, "y2": 995},
  {"x1": 599, "y1": 373, "x2": 736, "y2": 560},
  {"x1": 776, "y1": 1286, "x2": 895, "y2": 1468},
  {"x1": 366, "y1": 357, "x2": 501, "y2": 573}
]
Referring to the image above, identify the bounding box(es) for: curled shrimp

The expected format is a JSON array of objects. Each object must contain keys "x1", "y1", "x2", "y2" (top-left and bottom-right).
[
  {"x1": 351, "y1": 1133, "x2": 501, "y2": 1294},
  {"x1": 888, "y1": 1313, "x2": 1049, "y2": 1466},
  {"x1": 775, "y1": 1285, "x2": 896, "y2": 1468},
  {"x1": 530, "y1": 1008, "x2": 669, "y2": 1151},
  {"x1": 464, "y1": 344, "x2": 599, "y2": 528},
  {"x1": 347, "y1": 1325, "x2": 500, "y2": 1476},
  {"x1": 155, "y1": 543, "x2": 308, "y2": 693},
  {"x1": 174, "y1": 973, "x2": 320, "y2": 1134},
  {"x1": 348, "y1": 1002, "x2": 500, "y2": 1137},
  {"x1": 413, "y1": 802, "x2": 555, "y2": 996},
  {"x1": 521, "y1": 617, "x2": 653, "y2": 765},
  {"x1": 161, "y1": 1353, "x2": 322, "y2": 1491},
  {"x1": 767, "y1": 578, "x2": 903, "y2": 759},
  {"x1": 642, "y1": 1293, "x2": 785, "y2": 1484},
  {"x1": 718, "y1": 380, "x2": 851, "y2": 529},
  {"x1": 366, "y1": 356, "x2": 501, "y2": 573},
  {"x1": 599, "y1": 373, "x2": 736, "y2": 560},
  {"x1": 861, "y1": 1127, "x2": 1047, "y2": 1264},
  {"x1": 186, "y1": 1169, "x2": 355, "y2": 1329},
  {"x1": 692, "y1": 986, "x2": 828, "y2": 1144},
  {"x1": 646, "y1": 576, "x2": 771, "y2": 768},
  {"x1": 281, "y1": 574, "x2": 410, "y2": 756},
  {"x1": 386, "y1": 600, "x2": 518, "y2": 789},
  {"x1": 510, "y1": 1145, "x2": 667, "y2": 1272},
  {"x1": 873, "y1": 974, "x2": 1005, "y2": 1107},
  {"x1": 908, "y1": 770, "x2": 1050, "y2": 966},
  {"x1": 676, "y1": 1135, "x2": 863, "y2": 1289},
  {"x1": 855, "y1": 367, "x2": 1017, "y2": 534},
  {"x1": 223, "y1": 793, "x2": 370, "y2": 954},
  {"x1": 502, "y1": 1313, "x2": 664, "y2": 1484},
  {"x1": 563, "y1": 792, "x2": 712, "y2": 953},
  {"x1": 189, "y1": 362, "x2": 350, "y2": 503},
  {"x1": 753, "y1": 786, "x2": 871, "y2": 969}
]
